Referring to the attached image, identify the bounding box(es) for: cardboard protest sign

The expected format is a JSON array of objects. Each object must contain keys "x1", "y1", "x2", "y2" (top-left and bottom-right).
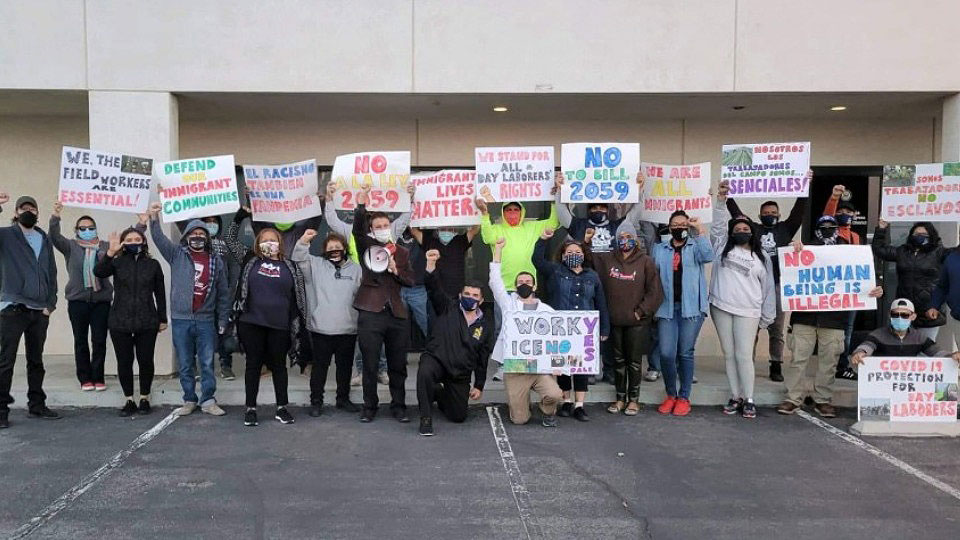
[
  {"x1": 410, "y1": 170, "x2": 480, "y2": 228},
  {"x1": 858, "y1": 357, "x2": 958, "y2": 423},
  {"x1": 475, "y1": 146, "x2": 554, "y2": 202},
  {"x1": 155, "y1": 155, "x2": 240, "y2": 223},
  {"x1": 560, "y1": 143, "x2": 640, "y2": 203},
  {"x1": 501, "y1": 310, "x2": 601, "y2": 375},
  {"x1": 778, "y1": 245, "x2": 877, "y2": 311},
  {"x1": 242, "y1": 159, "x2": 320, "y2": 223},
  {"x1": 638, "y1": 162, "x2": 712, "y2": 223},
  {"x1": 59, "y1": 146, "x2": 153, "y2": 213},
  {"x1": 331, "y1": 151, "x2": 410, "y2": 212},
  {"x1": 721, "y1": 142, "x2": 811, "y2": 198},
  {"x1": 881, "y1": 163, "x2": 960, "y2": 222}
]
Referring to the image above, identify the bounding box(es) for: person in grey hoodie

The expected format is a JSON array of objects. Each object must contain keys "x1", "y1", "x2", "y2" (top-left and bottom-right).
[
  {"x1": 0, "y1": 193, "x2": 60, "y2": 428},
  {"x1": 291, "y1": 229, "x2": 363, "y2": 417},
  {"x1": 148, "y1": 202, "x2": 231, "y2": 417}
]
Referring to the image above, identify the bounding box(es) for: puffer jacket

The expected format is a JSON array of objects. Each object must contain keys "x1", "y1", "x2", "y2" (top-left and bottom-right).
[
  {"x1": 93, "y1": 250, "x2": 167, "y2": 333},
  {"x1": 872, "y1": 224, "x2": 947, "y2": 328}
]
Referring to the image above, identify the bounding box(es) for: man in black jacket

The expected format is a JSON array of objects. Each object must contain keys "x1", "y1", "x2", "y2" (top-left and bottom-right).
[{"x1": 416, "y1": 249, "x2": 494, "y2": 436}]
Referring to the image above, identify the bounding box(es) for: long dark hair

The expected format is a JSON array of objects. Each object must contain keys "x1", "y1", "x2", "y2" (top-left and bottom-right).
[
  {"x1": 908, "y1": 222, "x2": 941, "y2": 251},
  {"x1": 554, "y1": 239, "x2": 593, "y2": 269},
  {"x1": 721, "y1": 217, "x2": 766, "y2": 263}
]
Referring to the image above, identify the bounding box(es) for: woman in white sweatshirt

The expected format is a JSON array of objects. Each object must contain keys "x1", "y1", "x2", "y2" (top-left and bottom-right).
[{"x1": 711, "y1": 182, "x2": 776, "y2": 418}]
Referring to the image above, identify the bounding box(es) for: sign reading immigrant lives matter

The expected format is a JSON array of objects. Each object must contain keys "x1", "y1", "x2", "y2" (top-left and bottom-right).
[
  {"x1": 156, "y1": 155, "x2": 240, "y2": 223},
  {"x1": 331, "y1": 151, "x2": 410, "y2": 212},
  {"x1": 59, "y1": 146, "x2": 153, "y2": 213},
  {"x1": 475, "y1": 146, "x2": 554, "y2": 202},
  {"x1": 639, "y1": 162, "x2": 712, "y2": 223},
  {"x1": 242, "y1": 159, "x2": 320, "y2": 223},
  {"x1": 858, "y1": 357, "x2": 958, "y2": 423},
  {"x1": 721, "y1": 142, "x2": 811, "y2": 198},
  {"x1": 501, "y1": 310, "x2": 600, "y2": 376},
  {"x1": 410, "y1": 170, "x2": 480, "y2": 228},
  {"x1": 881, "y1": 163, "x2": 960, "y2": 222},
  {"x1": 560, "y1": 142, "x2": 640, "y2": 204},
  {"x1": 777, "y1": 245, "x2": 877, "y2": 311}
]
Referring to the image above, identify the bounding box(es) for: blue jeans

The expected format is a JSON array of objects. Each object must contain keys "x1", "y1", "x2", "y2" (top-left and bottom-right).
[
  {"x1": 657, "y1": 303, "x2": 705, "y2": 399},
  {"x1": 648, "y1": 329, "x2": 662, "y2": 372},
  {"x1": 401, "y1": 285, "x2": 429, "y2": 337},
  {"x1": 172, "y1": 319, "x2": 217, "y2": 405}
]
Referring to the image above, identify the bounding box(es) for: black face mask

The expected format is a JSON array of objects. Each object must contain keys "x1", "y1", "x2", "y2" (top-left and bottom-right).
[
  {"x1": 759, "y1": 215, "x2": 778, "y2": 227},
  {"x1": 731, "y1": 232, "x2": 752, "y2": 246},
  {"x1": 17, "y1": 211, "x2": 37, "y2": 229},
  {"x1": 187, "y1": 236, "x2": 207, "y2": 251},
  {"x1": 516, "y1": 284, "x2": 534, "y2": 299},
  {"x1": 818, "y1": 227, "x2": 837, "y2": 239},
  {"x1": 670, "y1": 228, "x2": 688, "y2": 241},
  {"x1": 588, "y1": 211, "x2": 607, "y2": 224},
  {"x1": 323, "y1": 249, "x2": 345, "y2": 263},
  {"x1": 123, "y1": 244, "x2": 143, "y2": 255}
]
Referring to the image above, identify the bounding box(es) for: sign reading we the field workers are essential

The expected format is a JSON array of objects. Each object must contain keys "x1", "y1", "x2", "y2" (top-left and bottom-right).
[
  {"x1": 410, "y1": 170, "x2": 480, "y2": 228},
  {"x1": 475, "y1": 146, "x2": 555, "y2": 202},
  {"x1": 156, "y1": 155, "x2": 240, "y2": 223},
  {"x1": 721, "y1": 141, "x2": 811, "y2": 198},
  {"x1": 242, "y1": 159, "x2": 320, "y2": 223},
  {"x1": 59, "y1": 146, "x2": 153, "y2": 213},
  {"x1": 560, "y1": 143, "x2": 640, "y2": 204},
  {"x1": 777, "y1": 245, "x2": 877, "y2": 312},
  {"x1": 638, "y1": 162, "x2": 712, "y2": 223},
  {"x1": 501, "y1": 310, "x2": 600, "y2": 376},
  {"x1": 881, "y1": 163, "x2": 960, "y2": 222},
  {"x1": 858, "y1": 357, "x2": 958, "y2": 423},
  {"x1": 331, "y1": 151, "x2": 411, "y2": 212}
]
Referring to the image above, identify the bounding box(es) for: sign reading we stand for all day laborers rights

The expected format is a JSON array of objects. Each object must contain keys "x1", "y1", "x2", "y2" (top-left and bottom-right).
[
  {"x1": 475, "y1": 146, "x2": 555, "y2": 203},
  {"x1": 155, "y1": 155, "x2": 240, "y2": 223}
]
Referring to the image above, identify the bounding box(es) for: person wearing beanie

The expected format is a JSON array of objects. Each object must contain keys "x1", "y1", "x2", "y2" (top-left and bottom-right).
[{"x1": 555, "y1": 171, "x2": 648, "y2": 254}]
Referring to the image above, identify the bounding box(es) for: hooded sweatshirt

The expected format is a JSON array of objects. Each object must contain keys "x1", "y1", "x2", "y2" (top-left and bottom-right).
[
  {"x1": 488, "y1": 261, "x2": 554, "y2": 364},
  {"x1": 592, "y1": 233, "x2": 664, "y2": 326},
  {"x1": 480, "y1": 202, "x2": 558, "y2": 291},
  {"x1": 291, "y1": 242, "x2": 362, "y2": 334},
  {"x1": 708, "y1": 204, "x2": 777, "y2": 325}
]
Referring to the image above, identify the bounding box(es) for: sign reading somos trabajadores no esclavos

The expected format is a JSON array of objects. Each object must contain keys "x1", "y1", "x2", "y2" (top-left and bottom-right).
[
  {"x1": 155, "y1": 155, "x2": 240, "y2": 223},
  {"x1": 59, "y1": 146, "x2": 153, "y2": 214},
  {"x1": 777, "y1": 245, "x2": 877, "y2": 311},
  {"x1": 881, "y1": 162, "x2": 960, "y2": 222},
  {"x1": 858, "y1": 357, "x2": 958, "y2": 423},
  {"x1": 242, "y1": 159, "x2": 321, "y2": 223},
  {"x1": 501, "y1": 310, "x2": 601, "y2": 376}
]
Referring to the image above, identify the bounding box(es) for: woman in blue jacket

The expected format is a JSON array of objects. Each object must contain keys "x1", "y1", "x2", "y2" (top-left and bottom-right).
[
  {"x1": 532, "y1": 229, "x2": 610, "y2": 422},
  {"x1": 651, "y1": 210, "x2": 714, "y2": 417}
]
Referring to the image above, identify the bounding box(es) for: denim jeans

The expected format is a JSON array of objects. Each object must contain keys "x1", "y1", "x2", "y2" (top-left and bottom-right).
[
  {"x1": 657, "y1": 303, "x2": 704, "y2": 399},
  {"x1": 172, "y1": 319, "x2": 217, "y2": 405},
  {"x1": 401, "y1": 285, "x2": 429, "y2": 337},
  {"x1": 648, "y1": 329, "x2": 662, "y2": 372}
]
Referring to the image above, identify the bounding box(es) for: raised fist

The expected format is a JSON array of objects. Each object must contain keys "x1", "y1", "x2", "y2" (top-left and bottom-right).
[
  {"x1": 299, "y1": 229, "x2": 318, "y2": 245},
  {"x1": 541, "y1": 228, "x2": 555, "y2": 241}
]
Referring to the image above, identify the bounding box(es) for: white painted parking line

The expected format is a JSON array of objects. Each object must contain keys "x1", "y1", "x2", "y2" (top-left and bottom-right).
[
  {"x1": 486, "y1": 405, "x2": 543, "y2": 540},
  {"x1": 10, "y1": 411, "x2": 180, "y2": 539},
  {"x1": 797, "y1": 410, "x2": 960, "y2": 502}
]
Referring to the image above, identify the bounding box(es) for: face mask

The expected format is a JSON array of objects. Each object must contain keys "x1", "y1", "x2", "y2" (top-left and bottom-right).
[
  {"x1": 563, "y1": 253, "x2": 584, "y2": 268},
  {"x1": 618, "y1": 237, "x2": 636, "y2": 252},
  {"x1": 259, "y1": 241, "x2": 280, "y2": 257},
  {"x1": 818, "y1": 227, "x2": 836, "y2": 239},
  {"x1": 909, "y1": 234, "x2": 929, "y2": 246},
  {"x1": 516, "y1": 283, "x2": 534, "y2": 299},
  {"x1": 17, "y1": 211, "x2": 37, "y2": 229},
  {"x1": 372, "y1": 229, "x2": 392, "y2": 243},
  {"x1": 323, "y1": 249, "x2": 344, "y2": 263},
  {"x1": 759, "y1": 215, "x2": 778, "y2": 227},
  {"x1": 670, "y1": 228, "x2": 688, "y2": 241},
  {"x1": 438, "y1": 231, "x2": 456, "y2": 245},
  {"x1": 890, "y1": 317, "x2": 911, "y2": 332},
  {"x1": 77, "y1": 228, "x2": 97, "y2": 241},
  {"x1": 731, "y1": 232, "x2": 752, "y2": 246},
  {"x1": 188, "y1": 236, "x2": 207, "y2": 251},
  {"x1": 588, "y1": 211, "x2": 607, "y2": 224},
  {"x1": 459, "y1": 295, "x2": 479, "y2": 311},
  {"x1": 503, "y1": 207, "x2": 522, "y2": 226},
  {"x1": 204, "y1": 222, "x2": 219, "y2": 236},
  {"x1": 274, "y1": 222, "x2": 293, "y2": 232},
  {"x1": 123, "y1": 243, "x2": 143, "y2": 255},
  {"x1": 835, "y1": 214, "x2": 853, "y2": 226}
]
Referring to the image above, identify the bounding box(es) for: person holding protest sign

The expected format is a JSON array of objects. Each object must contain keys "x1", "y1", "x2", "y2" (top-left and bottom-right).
[
  {"x1": 352, "y1": 184, "x2": 416, "y2": 423},
  {"x1": 651, "y1": 211, "x2": 713, "y2": 417},
  {"x1": 532, "y1": 229, "x2": 610, "y2": 422},
  {"x1": 872, "y1": 220, "x2": 947, "y2": 341},
  {"x1": 590, "y1": 222, "x2": 663, "y2": 415},
  {"x1": 477, "y1": 197, "x2": 558, "y2": 293},
  {"x1": 200, "y1": 215, "x2": 240, "y2": 381},
  {"x1": 555, "y1": 171, "x2": 648, "y2": 254},
  {"x1": 409, "y1": 224, "x2": 480, "y2": 299},
  {"x1": 94, "y1": 227, "x2": 166, "y2": 417},
  {"x1": 777, "y1": 230, "x2": 884, "y2": 418},
  {"x1": 149, "y1": 202, "x2": 232, "y2": 417},
  {"x1": 725, "y1": 171, "x2": 812, "y2": 382},
  {"x1": 489, "y1": 237, "x2": 563, "y2": 427},
  {"x1": 823, "y1": 184, "x2": 865, "y2": 381},
  {"x1": 291, "y1": 229, "x2": 362, "y2": 417},
  {"x1": 850, "y1": 298, "x2": 959, "y2": 364},
  {"x1": 231, "y1": 227, "x2": 307, "y2": 427},
  {"x1": 711, "y1": 184, "x2": 777, "y2": 418},
  {"x1": 0, "y1": 193, "x2": 60, "y2": 428},
  {"x1": 416, "y1": 249, "x2": 494, "y2": 436}
]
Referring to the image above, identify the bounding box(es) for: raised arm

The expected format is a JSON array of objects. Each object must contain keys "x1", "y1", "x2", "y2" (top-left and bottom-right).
[
  {"x1": 48, "y1": 203, "x2": 72, "y2": 256},
  {"x1": 323, "y1": 200, "x2": 353, "y2": 239},
  {"x1": 532, "y1": 232, "x2": 559, "y2": 277},
  {"x1": 93, "y1": 231, "x2": 121, "y2": 278},
  {"x1": 424, "y1": 250, "x2": 451, "y2": 315},
  {"x1": 489, "y1": 238, "x2": 512, "y2": 308},
  {"x1": 476, "y1": 198, "x2": 498, "y2": 246},
  {"x1": 554, "y1": 172, "x2": 573, "y2": 228},
  {"x1": 782, "y1": 194, "x2": 808, "y2": 236},
  {"x1": 688, "y1": 218, "x2": 715, "y2": 264},
  {"x1": 871, "y1": 220, "x2": 898, "y2": 261},
  {"x1": 390, "y1": 183, "x2": 414, "y2": 239},
  {"x1": 823, "y1": 184, "x2": 843, "y2": 217},
  {"x1": 711, "y1": 201, "x2": 730, "y2": 252},
  {"x1": 147, "y1": 202, "x2": 179, "y2": 263}
]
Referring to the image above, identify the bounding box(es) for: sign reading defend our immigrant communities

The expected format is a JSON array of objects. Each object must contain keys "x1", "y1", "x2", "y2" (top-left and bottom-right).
[
  {"x1": 501, "y1": 310, "x2": 601, "y2": 375},
  {"x1": 881, "y1": 163, "x2": 960, "y2": 222},
  {"x1": 560, "y1": 142, "x2": 641, "y2": 204},
  {"x1": 638, "y1": 162, "x2": 712, "y2": 223},
  {"x1": 331, "y1": 151, "x2": 411, "y2": 212},
  {"x1": 410, "y1": 170, "x2": 480, "y2": 228},
  {"x1": 858, "y1": 357, "x2": 958, "y2": 423},
  {"x1": 242, "y1": 159, "x2": 320, "y2": 223},
  {"x1": 721, "y1": 141, "x2": 811, "y2": 198},
  {"x1": 777, "y1": 245, "x2": 877, "y2": 312},
  {"x1": 475, "y1": 146, "x2": 555, "y2": 202},
  {"x1": 59, "y1": 146, "x2": 153, "y2": 214},
  {"x1": 155, "y1": 155, "x2": 240, "y2": 223}
]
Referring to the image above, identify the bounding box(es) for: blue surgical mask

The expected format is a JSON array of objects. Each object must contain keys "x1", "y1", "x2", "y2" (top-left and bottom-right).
[
  {"x1": 438, "y1": 231, "x2": 456, "y2": 245},
  {"x1": 77, "y1": 228, "x2": 97, "y2": 241},
  {"x1": 890, "y1": 317, "x2": 911, "y2": 332},
  {"x1": 205, "y1": 222, "x2": 219, "y2": 236}
]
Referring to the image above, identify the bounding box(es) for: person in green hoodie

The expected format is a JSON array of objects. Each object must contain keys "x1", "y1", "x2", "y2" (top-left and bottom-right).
[{"x1": 476, "y1": 198, "x2": 558, "y2": 292}]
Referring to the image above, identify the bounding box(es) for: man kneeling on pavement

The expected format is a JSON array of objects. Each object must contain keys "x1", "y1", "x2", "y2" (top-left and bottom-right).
[{"x1": 416, "y1": 249, "x2": 494, "y2": 436}]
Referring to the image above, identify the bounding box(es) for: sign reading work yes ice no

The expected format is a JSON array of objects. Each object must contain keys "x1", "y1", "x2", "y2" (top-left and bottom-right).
[
  {"x1": 561, "y1": 143, "x2": 640, "y2": 204},
  {"x1": 501, "y1": 310, "x2": 601, "y2": 375}
]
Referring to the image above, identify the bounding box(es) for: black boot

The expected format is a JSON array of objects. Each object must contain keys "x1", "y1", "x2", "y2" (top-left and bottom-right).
[{"x1": 769, "y1": 361, "x2": 784, "y2": 382}]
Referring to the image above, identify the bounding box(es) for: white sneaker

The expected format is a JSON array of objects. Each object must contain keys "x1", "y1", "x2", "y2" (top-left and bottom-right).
[
  {"x1": 377, "y1": 371, "x2": 389, "y2": 385},
  {"x1": 175, "y1": 402, "x2": 197, "y2": 416},
  {"x1": 202, "y1": 403, "x2": 226, "y2": 416},
  {"x1": 492, "y1": 367, "x2": 504, "y2": 381},
  {"x1": 350, "y1": 374, "x2": 362, "y2": 386}
]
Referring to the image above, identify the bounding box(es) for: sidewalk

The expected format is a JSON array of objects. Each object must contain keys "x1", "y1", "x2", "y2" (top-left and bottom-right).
[{"x1": 8, "y1": 353, "x2": 857, "y2": 410}]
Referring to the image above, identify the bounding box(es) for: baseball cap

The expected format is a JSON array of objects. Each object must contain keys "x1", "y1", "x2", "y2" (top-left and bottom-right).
[
  {"x1": 15, "y1": 196, "x2": 37, "y2": 210},
  {"x1": 890, "y1": 298, "x2": 915, "y2": 313}
]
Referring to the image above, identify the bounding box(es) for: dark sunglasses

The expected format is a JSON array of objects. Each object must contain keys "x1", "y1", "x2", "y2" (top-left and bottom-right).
[
  {"x1": 889, "y1": 312, "x2": 912, "y2": 319},
  {"x1": 76, "y1": 226, "x2": 96, "y2": 232}
]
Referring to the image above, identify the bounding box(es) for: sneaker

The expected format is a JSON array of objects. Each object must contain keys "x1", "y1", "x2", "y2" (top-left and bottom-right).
[
  {"x1": 392, "y1": 408, "x2": 410, "y2": 423},
  {"x1": 541, "y1": 414, "x2": 558, "y2": 427},
  {"x1": 722, "y1": 398, "x2": 742, "y2": 415},
  {"x1": 350, "y1": 374, "x2": 362, "y2": 386},
  {"x1": 336, "y1": 399, "x2": 360, "y2": 413},
  {"x1": 776, "y1": 401, "x2": 799, "y2": 415},
  {"x1": 692, "y1": 375, "x2": 698, "y2": 384},
  {"x1": 742, "y1": 401, "x2": 757, "y2": 419},
  {"x1": 138, "y1": 399, "x2": 152, "y2": 415},
  {"x1": 492, "y1": 367, "x2": 504, "y2": 381},
  {"x1": 94, "y1": 383, "x2": 107, "y2": 392},
  {"x1": 657, "y1": 396, "x2": 677, "y2": 415},
  {"x1": 769, "y1": 362, "x2": 784, "y2": 382},
  {"x1": 119, "y1": 400, "x2": 138, "y2": 417},
  {"x1": 558, "y1": 402, "x2": 573, "y2": 417},
  {"x1": 275, "y1": 407, "x2": 295, "y2": 424},
  {"x1": 672, "y1": 398, "x2": 691, "y2": 417},
  {"x1": 309, "y1": 404, "x2": 323, "y2": 417},
  {"x1": 0, "y1": 410, "x2": 8, "y2": 429},
  {"x1": 572, "y1": 407, "x2": 590, "y2": 422},
  {"x1": 244, "y1": 409, "x2": 258, "y2": 426},
  {"x1": 220, "y1": 367, "x2": 236, "y2": 381},
  {"x1": 359, "y1": 409, "x2": 375, "y2": 423},
  {"x1": 419, "y1": 416, "x2": 434, "y2": 436},
  {"x1": 377, "y1": 371, "x2": 390, "y2": 385},
  {"x1": 175, "y1": 402, "x2": 197, "y2": 416},
  {"x1": 81, "y1": 382, "x2": 95, "y2": 391},
  {"x1": 644, "y1": 369, "x2": 660, "y2": 382},
  {"x1": 814, "y1": 403, "x2": 837, "y2": 418},
  {"x1": 28, "y1": 406, "x2": 61, "y2": 419},
  {"x1": 201, "y1": 403, "x2": 226, "y2": 416},
  {"x1": 836, "y1": 368, "x2": 858, "y2": 381}
]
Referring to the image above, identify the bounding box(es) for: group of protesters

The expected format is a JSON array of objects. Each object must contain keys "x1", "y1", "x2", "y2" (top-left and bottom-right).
[{"x1": 2, "y1": 168, "x2": 959, "y2": 435}]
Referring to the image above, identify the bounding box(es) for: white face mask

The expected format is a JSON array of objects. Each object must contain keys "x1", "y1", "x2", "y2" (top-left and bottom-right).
[
  {"x1": 259, "y1": 241, "x2": 280, "y2": 256},
  {"x1": 371, "y1": 229, "x2": 392, "y2": 243}
]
